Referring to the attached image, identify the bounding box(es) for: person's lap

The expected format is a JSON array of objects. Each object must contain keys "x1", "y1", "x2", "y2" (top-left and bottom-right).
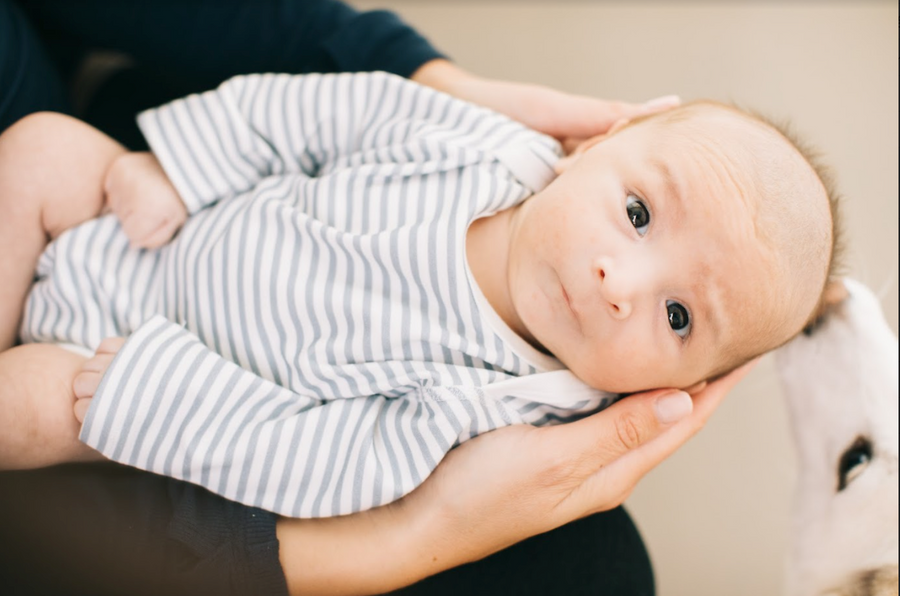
[{"x1": 0, "y1": 462, "x2": 654, "y2": 596}]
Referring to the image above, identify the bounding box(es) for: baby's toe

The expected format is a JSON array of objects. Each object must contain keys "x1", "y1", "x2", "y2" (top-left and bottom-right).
[
  {"x1": 96, "y1": 336, "x2": 126, "y2": 356},
  {"x1": 74, "y1": 398, "x2": 92, "y2": 424},
  {"x1": 73, "y1": 337, "x2": 125, "y2": 399},
  {"x1": 73, "y1": 369, "x2": 103, "y2": 399}
]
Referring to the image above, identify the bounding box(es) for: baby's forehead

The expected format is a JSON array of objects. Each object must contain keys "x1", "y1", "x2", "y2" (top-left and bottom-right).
[
  {"x1": 646, "y1": 103, "x2": 782, "y2": 151},
  {"x1": 635, "y1": 104, "x2": 810, "y2": 200}
]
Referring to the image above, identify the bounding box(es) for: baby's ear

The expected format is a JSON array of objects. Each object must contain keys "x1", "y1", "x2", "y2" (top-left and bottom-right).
[{"x1": 555, "y1": 117, "x2": 634, "y2": 174}]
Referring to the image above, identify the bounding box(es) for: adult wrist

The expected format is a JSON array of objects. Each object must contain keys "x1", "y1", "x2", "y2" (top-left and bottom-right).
[{"x1": 275, "y1": 496, "x2": 449, "y2": 596}]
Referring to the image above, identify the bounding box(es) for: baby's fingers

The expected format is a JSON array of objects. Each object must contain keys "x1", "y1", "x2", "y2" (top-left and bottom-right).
[
  {"x1": 120, "y1": 212, "x2": 180, "y2": 249},
  {"x1": 136, "y1": 217, "x2": 183, "y2": 249}
]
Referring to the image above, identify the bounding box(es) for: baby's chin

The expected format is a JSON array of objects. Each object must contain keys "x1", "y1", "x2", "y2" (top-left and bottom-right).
[
  {"x1": 568, "y1": 361, "x2": 707, "y2": 396},
  {"x1": 567, "y1": 366, "x2": 654, "y2": 396}
]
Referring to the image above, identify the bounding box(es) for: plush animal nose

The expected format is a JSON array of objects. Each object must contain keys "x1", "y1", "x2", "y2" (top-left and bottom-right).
[{"x1": 594, "y1": 257, "x2": 633, "y2": 320}]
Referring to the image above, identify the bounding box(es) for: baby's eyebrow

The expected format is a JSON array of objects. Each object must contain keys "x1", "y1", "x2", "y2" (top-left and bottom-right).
[
  {"x1": 651, "y1": 157, "x2": 684, "y2": 206},
  {"x1": 688, "y1": 253, "x2": 728, "y2": 353},
  {"x1": 698, "y1": 282, "x2": 726, "y2": 350}
]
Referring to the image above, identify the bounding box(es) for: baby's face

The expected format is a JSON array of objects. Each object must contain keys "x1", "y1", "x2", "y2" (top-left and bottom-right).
[{"x1": 506, "y1": 110, "x2": 815, "y2": 393}]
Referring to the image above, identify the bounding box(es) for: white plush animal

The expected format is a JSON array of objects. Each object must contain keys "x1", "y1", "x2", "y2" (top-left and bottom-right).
[{"x1": 776, "y1": 279, "x2": 899, "y2": 596}]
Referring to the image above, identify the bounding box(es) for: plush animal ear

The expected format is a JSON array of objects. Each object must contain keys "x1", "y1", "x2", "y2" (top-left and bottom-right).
[
  {"x1": 803, "y1": 278, "x2": 850, "y2": 336},
  {"x1": 821, "y1": 278, "x2": 850, "y2": 309}
]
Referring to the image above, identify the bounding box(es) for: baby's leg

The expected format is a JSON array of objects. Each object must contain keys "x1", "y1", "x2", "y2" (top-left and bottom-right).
[
  {"x1": 0, "y1": 112, "x2": 126, "y2": 350},
  {"x1": 0, "y1": 343, "x2": 104, "y2": 469}
]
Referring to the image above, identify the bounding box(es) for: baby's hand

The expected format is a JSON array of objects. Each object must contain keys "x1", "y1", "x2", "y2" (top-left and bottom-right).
[
  {"x1": 104, "y1": 152, "x2": 187, "y2": 249},
  {"x1": 72, "y1": 337, "x2": 126, "y2": 423}
]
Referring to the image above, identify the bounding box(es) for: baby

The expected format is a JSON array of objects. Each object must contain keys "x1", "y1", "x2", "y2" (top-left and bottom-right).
[{"x1": 0, "y1": 71, "x2": 835, "y2": 518}]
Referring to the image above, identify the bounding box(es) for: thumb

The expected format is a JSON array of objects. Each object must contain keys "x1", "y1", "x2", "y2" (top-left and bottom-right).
[
  {"x1": 603, "y1": 94, "x2": 682, "y2": 127},
  {"x1": 554, "y1": 388, "x2": 693, "y2": 474},
  {"x1": 596, "y1": 358, "x2": 760, "y2": 483}
]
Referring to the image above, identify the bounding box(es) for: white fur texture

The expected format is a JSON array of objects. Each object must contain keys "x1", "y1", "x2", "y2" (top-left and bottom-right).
[{"x1": 776, "y1": 279, "x2": 899, "y2": 596}]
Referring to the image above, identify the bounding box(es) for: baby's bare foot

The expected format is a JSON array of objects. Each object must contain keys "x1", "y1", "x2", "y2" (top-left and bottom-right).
[{"x1": 73, "y1": 337, "x2": 126, "y2": 423}]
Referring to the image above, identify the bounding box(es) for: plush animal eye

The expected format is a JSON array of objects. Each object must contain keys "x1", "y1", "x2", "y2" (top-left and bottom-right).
[
  {"x1": 837, "y1": 436, "x2": 872, "y2": 491},
  {"x1": 666, "y1": 301, "x2": 691, "y2": 338},
  {"x1": 626, "y1": 195, "x2": 650, "y2": 236}
]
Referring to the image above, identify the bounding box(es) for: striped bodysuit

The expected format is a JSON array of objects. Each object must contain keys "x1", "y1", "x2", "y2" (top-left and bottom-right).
[{"x1": 21, "y1": 72, "x2": 615, "y2": 518}]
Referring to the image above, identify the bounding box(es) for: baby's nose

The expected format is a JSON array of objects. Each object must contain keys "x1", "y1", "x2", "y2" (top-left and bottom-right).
[{"x1": 594, "y1": 258, "x2": 634, "y2": 320}]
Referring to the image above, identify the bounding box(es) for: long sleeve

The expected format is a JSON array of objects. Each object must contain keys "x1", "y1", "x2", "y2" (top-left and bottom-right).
[
  {"x1": 137, "y1": 71, "x2": 473, "y2": 213},
  {"x1": 80, "y1": 315, "x2": 520, "y2": 518}
]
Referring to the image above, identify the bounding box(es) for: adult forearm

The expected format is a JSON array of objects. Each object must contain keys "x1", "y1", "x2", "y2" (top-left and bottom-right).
[{"x1": 277, "y1": 499, "x2": 455, "y2": 596}]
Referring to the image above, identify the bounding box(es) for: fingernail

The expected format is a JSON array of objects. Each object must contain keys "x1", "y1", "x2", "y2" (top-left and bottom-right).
[
  {"x1": 642, "y1": 94, "x2": 681, "y2": 111},
  {"x1": 654, "y1": 391, "x2": 692, "y2": 424}
]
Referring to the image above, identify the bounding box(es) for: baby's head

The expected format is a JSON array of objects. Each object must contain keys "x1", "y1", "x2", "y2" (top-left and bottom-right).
[{"x1": 507, "y1": 100, "x2": 839, "y2": 393}]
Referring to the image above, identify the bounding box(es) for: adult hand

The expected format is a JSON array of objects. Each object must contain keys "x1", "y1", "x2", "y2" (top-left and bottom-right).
[
  {"x1": 411, "y1": 59, "x2": 680, "y2": 153},
  {"x1": 278, "y1": 360, "x2": 757, "y2": 596}
]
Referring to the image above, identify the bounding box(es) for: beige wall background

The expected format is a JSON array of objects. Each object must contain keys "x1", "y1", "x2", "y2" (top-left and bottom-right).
[{"x1": 350, "y1": 2, "x2": 898, "y2": 594}]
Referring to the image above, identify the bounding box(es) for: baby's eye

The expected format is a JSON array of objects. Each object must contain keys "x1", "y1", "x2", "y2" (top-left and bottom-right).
[
  {"x1": 666, "y1": 300, "x2": 691, "y2": 338},
  {"x1": 626, "y1": 194, "x2": 650, "y2": 236}
]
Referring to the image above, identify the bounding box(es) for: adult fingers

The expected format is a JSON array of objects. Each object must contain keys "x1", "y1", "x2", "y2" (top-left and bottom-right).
[
  {"x1": 688, "y1": 358, "x2": 759, "y2": 424},
  {"x1": 567, "y1": 94, "x2": 681, "y2": 137},
  {"x1": 538, "y1": 388, "x2": 690, "y2": 519},
  {"x1": 630, "y1": 94, "x2": 682, "y2": 118},
  {"x1": 560, "y1": 137, "x2": 587, "y2": 155},
  {"x1": 580, "y1": 359, "x2": 761, "y2": 502},
  {"x1": 551, "y1": 388, "x2": 693, "y2": 478},
  {"x1": 556, "y1": 95, "x2": 681, "y2": 152},
  {"x1": 551, "y1": 358, "x2": 759, "y2": 495}
]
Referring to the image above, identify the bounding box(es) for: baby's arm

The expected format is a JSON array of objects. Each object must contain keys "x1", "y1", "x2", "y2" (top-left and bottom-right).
[
  {"x1": 136, "y1": 71, "x2": 525, "y2": 214},
  {"x1": 71, "y1": 316, "x2": 475, "y2": 518},
  {"x1": 103, "y1": 151, "x2": 187, "y2": 249}
]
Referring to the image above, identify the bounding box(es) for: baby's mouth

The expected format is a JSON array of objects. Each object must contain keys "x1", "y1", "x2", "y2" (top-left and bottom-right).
[{"x1": 559, "y1": 274, "x2": 582, "y2": 332}]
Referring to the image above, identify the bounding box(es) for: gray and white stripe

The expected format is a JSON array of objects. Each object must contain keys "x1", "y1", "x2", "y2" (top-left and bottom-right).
[{"x1": 23, "y1": 71, "x2": 614, "y2": 518}]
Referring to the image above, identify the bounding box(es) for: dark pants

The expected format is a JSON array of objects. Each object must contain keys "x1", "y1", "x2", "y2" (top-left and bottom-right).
[{"x1": 0, "y1": 463, "x2": 654, "y2": 595}]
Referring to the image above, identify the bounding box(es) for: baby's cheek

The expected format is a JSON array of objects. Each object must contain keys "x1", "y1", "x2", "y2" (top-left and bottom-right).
[{"x1": 566, "y1": 349, "x2": 638, "y2": 394}]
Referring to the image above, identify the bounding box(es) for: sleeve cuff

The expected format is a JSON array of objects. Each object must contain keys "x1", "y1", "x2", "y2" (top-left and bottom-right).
[
  {"x1": 79, "y1": 315, "x2": 206, "y2": 458},
  {"x1": 137, "y1": 108, "x2": 213, "y2": 214}
]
